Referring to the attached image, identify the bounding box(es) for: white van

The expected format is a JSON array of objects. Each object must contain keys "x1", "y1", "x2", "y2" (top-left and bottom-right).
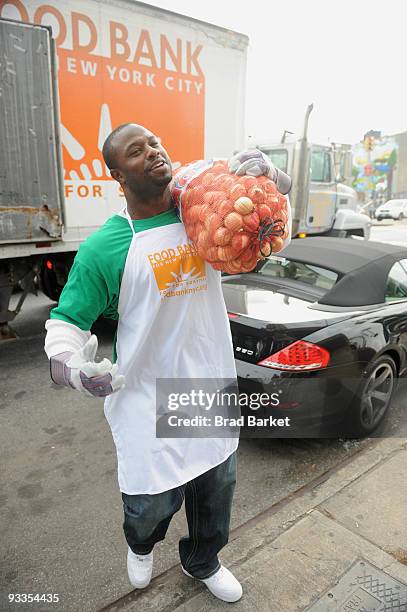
[{"x1": 375, "y1": 199, "x2": 407, "y2": 221}]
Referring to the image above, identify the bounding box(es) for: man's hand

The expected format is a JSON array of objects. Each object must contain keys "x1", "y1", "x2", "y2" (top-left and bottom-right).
[
  {"x1": 228, "y1": 150, "x2": 292, "y2": 195},
  {"x1": 50, "y1": 335, "x2": 125, "y2": 398}
]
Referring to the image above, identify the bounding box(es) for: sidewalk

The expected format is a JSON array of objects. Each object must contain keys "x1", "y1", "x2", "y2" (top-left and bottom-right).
[{"x1": 102, "y1": 437, "x2": 407, "y2": 611}]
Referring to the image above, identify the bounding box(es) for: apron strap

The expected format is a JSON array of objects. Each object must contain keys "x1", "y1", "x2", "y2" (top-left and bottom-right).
[{"x1": 122, "y1": 207, "x2": 137, "y2": 236}]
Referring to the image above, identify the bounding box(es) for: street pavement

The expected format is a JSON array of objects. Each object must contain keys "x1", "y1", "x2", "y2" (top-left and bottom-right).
[
  {"x1": 1, "y1": 221, "x2": 406, "y2": 611},
  {"x1": 0, "y1": 294, "x2": 375, "y2": 612},
  {"x1": 370, "y1": 218, "x2": 407, "y2": 245},
  {"x1": 111, "y1": 437, "x2": 407, "y2": 611}
]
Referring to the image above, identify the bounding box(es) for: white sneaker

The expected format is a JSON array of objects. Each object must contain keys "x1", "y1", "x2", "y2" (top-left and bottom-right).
[
  {"x1": 182, "y1": 564, "x2": 243, "y2": 603},
  {"x1": 127, "y1": 548, "x2": 153, "y2": 589}
]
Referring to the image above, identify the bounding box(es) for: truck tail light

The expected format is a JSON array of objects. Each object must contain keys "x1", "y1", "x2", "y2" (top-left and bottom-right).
[
  {"x1": 46, "y1": 260, "x2": 53, "y2": 270},
  {"x1": 257, "y1": 340, "x2": 330, "y2": 371}
]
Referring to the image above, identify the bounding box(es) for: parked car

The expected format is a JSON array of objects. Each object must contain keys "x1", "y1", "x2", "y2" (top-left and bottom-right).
[
  {"x1": 222, "y1": 237, "x2": 407, "y2": 437},
  {"x1": 375, "y1": 199, "x2": 407, "y2": 221}
]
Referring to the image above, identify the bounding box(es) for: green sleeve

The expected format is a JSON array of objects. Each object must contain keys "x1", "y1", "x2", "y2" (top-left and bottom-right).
[{"x1": 50, "y1": 259, "x2": 110, "y2": 331}]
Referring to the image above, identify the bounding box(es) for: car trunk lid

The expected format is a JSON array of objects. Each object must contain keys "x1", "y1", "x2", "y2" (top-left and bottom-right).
[{"x1": 222, "y1": 276, "x2": 360, "y2": 364}]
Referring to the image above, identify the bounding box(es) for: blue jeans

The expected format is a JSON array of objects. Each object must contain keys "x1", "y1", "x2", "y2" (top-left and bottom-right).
[{"x1": 121, "y1": 452, "x2": 237, "y2": 580}]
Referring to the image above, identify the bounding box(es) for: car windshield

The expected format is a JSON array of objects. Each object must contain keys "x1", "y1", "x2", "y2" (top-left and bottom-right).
[{"x1": 257, "y1": 256, "x2": 339, "y2": 292}]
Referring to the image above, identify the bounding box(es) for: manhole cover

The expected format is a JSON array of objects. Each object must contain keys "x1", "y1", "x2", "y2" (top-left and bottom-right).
[{"x1": 306, "y1": 560, "x2": 407, "y2": 611}]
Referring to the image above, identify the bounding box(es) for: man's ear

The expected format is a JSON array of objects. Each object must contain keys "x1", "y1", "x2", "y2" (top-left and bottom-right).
[{"x1": 110, "y1": 169, "x2": 124, "y2": 184}]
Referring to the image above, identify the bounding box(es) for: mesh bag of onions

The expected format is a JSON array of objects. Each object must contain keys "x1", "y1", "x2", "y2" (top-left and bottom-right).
[{"x1": 170, "y1": 159, "x2": 291, "y2": 274}]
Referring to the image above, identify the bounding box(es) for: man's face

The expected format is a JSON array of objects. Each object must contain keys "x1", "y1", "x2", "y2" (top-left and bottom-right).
[{"x1": 110, "y1": 125, "x2": 173, "y2": 195}]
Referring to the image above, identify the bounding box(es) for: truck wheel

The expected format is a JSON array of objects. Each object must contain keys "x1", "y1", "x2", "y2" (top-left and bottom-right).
[{"x1": 345, "y1": 355, "x2": 396, "y2": 437}]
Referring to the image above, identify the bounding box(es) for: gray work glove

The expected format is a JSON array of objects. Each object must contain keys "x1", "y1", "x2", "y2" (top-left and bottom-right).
[
  {"x1": 50, "y1": 335, "x2": 125, "y2": 398},
  {"x1": 228, "y1": 149, "x2": 292, "y2": 195}
]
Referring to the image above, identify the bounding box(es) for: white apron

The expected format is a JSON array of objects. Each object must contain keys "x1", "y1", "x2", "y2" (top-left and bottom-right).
[{"x1": 104, "y1": 210, "x2": 238, "y2": 494}]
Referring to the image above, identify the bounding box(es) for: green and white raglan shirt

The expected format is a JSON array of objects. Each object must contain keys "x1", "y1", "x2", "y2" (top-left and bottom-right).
[{"x1": 49, "y1": 208, "x2": 181, "y2": 360}]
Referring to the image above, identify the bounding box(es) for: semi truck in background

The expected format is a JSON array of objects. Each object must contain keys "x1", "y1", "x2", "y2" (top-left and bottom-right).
[
  {"x1": 257, "y1": 105, "x2": 371, "y2": 239},
  {"x1": 0, "y1": 1, "x2": 249, "y2": 337}
]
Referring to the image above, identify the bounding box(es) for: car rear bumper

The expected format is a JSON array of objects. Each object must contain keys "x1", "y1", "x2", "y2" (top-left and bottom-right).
[
  {"x1": 235, "y1": 358, "x2": 368, "y2": 437},
  {"x1": 376, "y1": 213, "x2": 396, "y2": 220}
]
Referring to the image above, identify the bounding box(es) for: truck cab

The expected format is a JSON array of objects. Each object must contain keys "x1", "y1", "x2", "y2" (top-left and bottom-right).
[{"x1": 257, "y1": 106, "x2": 370, "y2": 239}]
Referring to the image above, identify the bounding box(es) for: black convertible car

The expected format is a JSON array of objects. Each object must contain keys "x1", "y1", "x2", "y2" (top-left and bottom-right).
[{"x1": 222, "y1": 237, "x2": 407, "y2": 437}]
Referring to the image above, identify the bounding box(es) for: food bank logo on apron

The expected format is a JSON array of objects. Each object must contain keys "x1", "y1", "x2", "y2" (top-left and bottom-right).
[{"x1": 147, "y1": 242, "x2": 207, "y2": 298}]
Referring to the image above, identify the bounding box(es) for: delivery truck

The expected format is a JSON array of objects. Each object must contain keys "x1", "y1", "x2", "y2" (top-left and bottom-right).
[
  {"x1": 257, "y1": 105, "x2": 371, "y2": 239},
  {"x1": 0, "y1": 2, "x2": 249, "y2": 337}
]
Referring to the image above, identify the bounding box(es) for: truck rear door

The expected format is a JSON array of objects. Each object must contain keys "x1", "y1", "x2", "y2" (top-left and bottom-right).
[{"x1": 0, "y1": 19, "x2": 63, "y2": 244}]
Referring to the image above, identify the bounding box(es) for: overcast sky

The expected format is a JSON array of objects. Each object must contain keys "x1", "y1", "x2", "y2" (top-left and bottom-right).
[{"x1": 149, "y1": 0, "x2": 405, "y2": 146}]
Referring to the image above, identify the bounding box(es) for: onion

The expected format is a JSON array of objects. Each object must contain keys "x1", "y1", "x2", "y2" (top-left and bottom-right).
[
  {"x1": 213, "y1": 160, "x2": 228, "y2": 172},
  {"x1": 214, "y1": 226, "x2": 232, "y2": 246},
  {"x1": 217, "y1": 246, "x2": 235, "y2": 261},
  {"x1": 182, "y1": 188, "x2": 194, "y2": 209},
  {"x1": 247, "y1": 185, "x2": 264, "y2": 204},
  {"x1": 207, "y1": 246, "x2": 220, "y2": 261},
  {"x1": 188, "y1": 227, "x2": 198, "y2": 243},
  {"x1": 204, "y1": 191, "x2": 224, "y2": 206},
  {"x1": 238, "y1": 176, "x2": 257, "y2": 189},
  {"x1": 210, "y1": 173, "x2": 230, "y2": 189},
  {"x1": 241, "y1": 245, "x2": 257, "y2": 262},
  {"x1": 199, "y1": 206, "x2": 209, "y2": 224},
  {"x1": 224, "y1": 212, "x2": 243, "y2": 231},
  {"x1": 243, "y1": 211, "x2": 260, "y2": 232},
  {"x1": 230, "y1": 184, "x2": 246, "y2": 200},
  {"x1": 231, "y1": 231, "x2": 251, "y2": 253},
  {"x1": 265, "y1": 194, "x2": 279, "y2": 207},
  {"x1": 271, "y1": 236, "x2": 285, "y2": 252},
  {"x1": 209, "y1": 212, "x2": 224, "y2": 234},
  {"x1": 221, "y1": 176, "x2": 237, "y2": 194},
  {"x1": 217, "y1": 199, "x2": 234, "y2": 218},
  {"x1": 204, "y1": 213, "x2": 216, "y2": 232},
  {"x1": 188, "y1": 205, "x2": 202, "y2": 224},
  {"x1": 264, "y1": 180, "x2": 277, "y2": 194},
  {"x1": 201, "y1": 172, "x2": 217, "y2": 187},
  {"x1": 277, "y1": 211, "x2": 288, "y2": 226},
  {"x1": 211, "y1": 261, "x2": 224, "y2": 271},
  {"x1": 224, "y1": 260, "x2": 243, "y2": 274},
  {"x1": 241, "y1": 259, "x2": 258, "y2": 272},
  {"x1": 259, "y1": 242, "x2": 271, "y2": 257},
  {"x1": 197, "y1": 230, "x2": 209, "y2": 251},
  {"x1": 193, "y1": 184, "x2": 206, "y2": 201},
  {"x1": 257, "y1": 204, "x2": 272, "y2": 221},
  {"x1": 233, "y1": 197, "x2": 255, "y2": 216}
]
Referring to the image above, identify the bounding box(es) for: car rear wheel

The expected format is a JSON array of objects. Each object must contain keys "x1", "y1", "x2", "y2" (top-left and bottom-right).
[{"x1": 346, "y1": 355, "x2": 396, "y2": 437}]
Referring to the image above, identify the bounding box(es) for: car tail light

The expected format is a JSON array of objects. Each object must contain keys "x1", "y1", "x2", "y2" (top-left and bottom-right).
[
  {"x1": 257, "y1": 340, "x2": 330, "y2": 371},
  {"x1": 46, "y1": 260, "x2": 53, "y2": 270},
  {"x1": 227, "y1": 312, "x2": 238, "y2": 319}
]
